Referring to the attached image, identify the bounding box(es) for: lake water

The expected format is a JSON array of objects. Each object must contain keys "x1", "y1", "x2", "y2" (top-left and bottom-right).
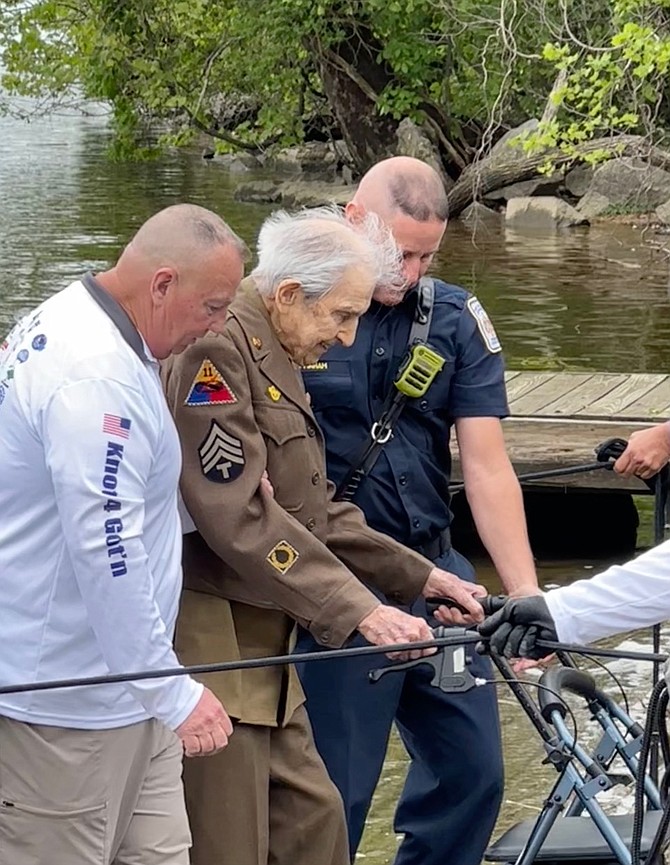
[{"x1": 2, "y1": 106, "x2": 669, "y2": 863}]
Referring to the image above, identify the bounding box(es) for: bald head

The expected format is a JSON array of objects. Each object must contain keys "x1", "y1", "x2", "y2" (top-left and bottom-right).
[
  {"x1": 346, "y1": 158, "x2": 448, "y2": 303},
  {"x1": 123, "y1": 203, "x2": 248, "y2": 272},
  {"x1": 352, "y1": 157, "x2": 448, "y2": 223},
  {"x1": 97, "y1": 203, "x2": 247, "y2": 358}
]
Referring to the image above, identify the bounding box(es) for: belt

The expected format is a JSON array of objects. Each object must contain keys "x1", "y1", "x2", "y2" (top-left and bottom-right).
[{"x1": 415, "y1": 527, "x2": 451, "y2": 561}]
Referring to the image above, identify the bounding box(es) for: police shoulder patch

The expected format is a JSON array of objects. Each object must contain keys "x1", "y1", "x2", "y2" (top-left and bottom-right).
[
  {"x1": 266, "y1": 540, "x2": 300, "y2": 574},
  {"x1": 198, "y1": 420, "x2": 245, "y2": 484},
  {"x1": 185, "y1": 358, "x2": 237, "y2": 406},
  {"x1": 466, "y1": 297, "x2": 502, "y2": 353}
]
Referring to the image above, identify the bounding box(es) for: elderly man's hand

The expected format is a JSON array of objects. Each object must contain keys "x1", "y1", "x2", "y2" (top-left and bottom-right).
[
  {"x1": 421, "y1": 568, "x2": 487, "y2": 625},
  {"x1": 478, "y1": 596, "x2": 558, "y2": 660},
  {"x1": 259, "y1": 470, "x2": 275, "y2": 498},
  {"x1": 176, "y1": 687, "x2": 234, "y2": 757},
  {"x1": 357, "y1": 605, "x2": 436, "y2": 661},
  {"x1": 614, "y1": 424, "x2": 670, "y2": 479}
]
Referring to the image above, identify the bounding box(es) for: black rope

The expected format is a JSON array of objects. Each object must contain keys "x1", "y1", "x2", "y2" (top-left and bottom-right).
[
  {"x1": 537, "y1": 640, "x2": 668, "y2": 665},
  {"x1": 1, "y1": 634, "x2": 668, "y2": 697},
  {"x1": 574, "y1": 652, "x2": 630, "y2": 716},
  {"x1": 448, "y1": 436, "x2": 628, "y2": 493},
  {"x1": 448, "y1": 461, "x2": 611, "y2": 493},
  {"x1": 631, "y1": 679, "x2": 667, "y2": 865},
  {"x1": 484, "y1": 676, "x2": 581, "y2": 762},
  {"x1": 0, "y1": 633, "x2": 485, "y2": 696},
  {"x1": 650, "y1": 466, "x2": 669, "y2": 785}
]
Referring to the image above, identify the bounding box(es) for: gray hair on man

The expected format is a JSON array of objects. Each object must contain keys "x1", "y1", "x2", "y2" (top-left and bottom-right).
[{"x1": 251, "y1": 205, "x2": 403, "y2": 300}]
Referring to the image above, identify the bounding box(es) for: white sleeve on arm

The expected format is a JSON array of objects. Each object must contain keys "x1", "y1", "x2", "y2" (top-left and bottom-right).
[
  {"x1": 546, "y1": 537, "x2": 670, "y2": 645},
  {"x1": 42, "y1": 377, "x2": 202, "y2": 729}
]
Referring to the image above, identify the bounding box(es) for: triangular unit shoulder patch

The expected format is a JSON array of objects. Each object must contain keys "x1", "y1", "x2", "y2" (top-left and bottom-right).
[{"x1": 185, "y1": 358, "x2": 238, "y2": 406}]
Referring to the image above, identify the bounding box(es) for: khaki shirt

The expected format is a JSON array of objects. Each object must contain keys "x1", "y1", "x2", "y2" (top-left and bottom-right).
[{"x1": 162, "y1": 281, "x2": 433, "y2": 725}]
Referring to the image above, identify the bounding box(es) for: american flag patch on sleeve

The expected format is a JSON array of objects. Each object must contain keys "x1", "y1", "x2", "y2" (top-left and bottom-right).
[{"x1": 102, "y1": 414, "x2": 132, "y2": 439}]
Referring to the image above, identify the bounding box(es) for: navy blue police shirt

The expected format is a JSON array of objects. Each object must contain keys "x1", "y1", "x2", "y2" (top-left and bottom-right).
[{"x1": 301, "y1": 279, "x2": 509, "y2": 549}]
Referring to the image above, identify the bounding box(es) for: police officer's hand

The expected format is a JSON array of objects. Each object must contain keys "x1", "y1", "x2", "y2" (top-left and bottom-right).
[
  {"x1": 176, "y1": 687, "x2": 234, "y2": 757},
  {"x1": 357, "y1": 605, "x2": 436, "y2": 661},
  {"x1": 614, "y1": 424, "x2": 670, "y2": 479},
  {"x1": 477, "y1": 596, "x2": 558, "y2": 660},
  {"x1": 422, "y1": 568, "x2": 487, "y2": 624}
]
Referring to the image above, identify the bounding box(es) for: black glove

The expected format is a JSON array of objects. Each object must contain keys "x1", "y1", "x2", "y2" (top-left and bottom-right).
[{"x1": 477, "y1": 595, "x2": 558, "y2": 659}]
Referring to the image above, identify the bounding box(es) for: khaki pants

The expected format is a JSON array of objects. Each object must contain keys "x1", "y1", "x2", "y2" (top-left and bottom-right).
[
  {"x1": 184, "y1": 705, "x2": 349, "y2": 865},
  {"x1": 0, "y1": 716, "x2": 190, "y2": 865}
]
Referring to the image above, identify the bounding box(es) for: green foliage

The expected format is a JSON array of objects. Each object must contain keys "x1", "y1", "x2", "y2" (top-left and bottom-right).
[
  {"x1": 527, "y1": 0, "x2": 670, "y2": 157},
  {"x1": 601, "y1": 201, "x2": 648, "y2": 215},
  {"x1": 2, "y1": 0, "x2": 670, "y2": 163},
  {"x1": 0, "y1": 0, "x2": 558, "y2": 157}
]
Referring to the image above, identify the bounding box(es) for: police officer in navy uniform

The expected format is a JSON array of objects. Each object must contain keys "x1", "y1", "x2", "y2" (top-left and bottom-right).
[{"x1": 296, "y1": 157, "x2": 539, "y2": 865}]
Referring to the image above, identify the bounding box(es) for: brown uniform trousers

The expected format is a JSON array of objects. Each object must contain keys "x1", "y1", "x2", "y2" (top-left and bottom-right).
[{"x1": 162, "y1": 282, "x2": 433, "y2": 865}]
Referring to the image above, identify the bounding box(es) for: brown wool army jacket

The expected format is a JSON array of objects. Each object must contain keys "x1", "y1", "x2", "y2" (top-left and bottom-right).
[{"x1": 161, "y1": 280, "x2": 433, "y2": 726}]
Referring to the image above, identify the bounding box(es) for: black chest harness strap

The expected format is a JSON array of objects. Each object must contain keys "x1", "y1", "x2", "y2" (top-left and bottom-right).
[{"x1": 335, "y1": 277, "x2": 445, "y2": 502}]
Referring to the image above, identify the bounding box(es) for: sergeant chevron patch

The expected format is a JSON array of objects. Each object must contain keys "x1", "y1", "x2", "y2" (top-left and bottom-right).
[{"x1": 198, "y1": 420, "x2": 245, "y2": 483}]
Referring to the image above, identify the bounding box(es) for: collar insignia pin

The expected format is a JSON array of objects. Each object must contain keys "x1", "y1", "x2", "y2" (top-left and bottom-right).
[
  {"x1": 252, "y1": 337, "x2": 263, "y2": 349},
  {"x1": 267, "y1": 385, "x2": 282, "y2": 402}
]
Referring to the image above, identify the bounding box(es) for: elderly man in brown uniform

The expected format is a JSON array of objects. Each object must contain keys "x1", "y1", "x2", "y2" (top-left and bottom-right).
[{"x1": 161, "y1": 206, "x2": 483, "y2": 865}]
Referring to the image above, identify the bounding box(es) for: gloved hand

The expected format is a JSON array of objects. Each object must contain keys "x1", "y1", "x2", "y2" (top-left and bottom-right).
[{"x1": 477, "y1": 595, "x2": 558, "y2": 659}]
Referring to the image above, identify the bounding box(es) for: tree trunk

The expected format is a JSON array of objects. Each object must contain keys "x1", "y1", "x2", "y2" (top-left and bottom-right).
[
  {"x1": 447, "y1": 134, "x2": 670, "y2": 216},
  {"x1": 311, "y1": 29, "x2": 397, "y2": 173}
]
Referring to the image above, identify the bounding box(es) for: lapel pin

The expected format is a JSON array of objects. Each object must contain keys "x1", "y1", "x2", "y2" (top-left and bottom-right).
[
  {"x1": 252, "y1": 336, "x2": 263, "y2": 349},
  {"x1": 267, "y1": 385, "x2": 282, "y2": 402}
]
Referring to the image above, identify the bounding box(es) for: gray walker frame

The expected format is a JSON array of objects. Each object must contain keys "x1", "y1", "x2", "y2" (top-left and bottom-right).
[
  {"x1": 371, "y1": 628, "x2": 669, "y2": 865},
  {"x1": 486, "y1": 661, "x2": 665, "y2": 864}
]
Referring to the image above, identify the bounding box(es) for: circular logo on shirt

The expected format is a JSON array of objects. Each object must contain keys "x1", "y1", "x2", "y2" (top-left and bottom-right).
[
  {"x1": 32, "y1": 334, "x2": 47, "y2": 351},
  {"x1": 16, "y1": 349, "x2": 29, "y2": 364}
]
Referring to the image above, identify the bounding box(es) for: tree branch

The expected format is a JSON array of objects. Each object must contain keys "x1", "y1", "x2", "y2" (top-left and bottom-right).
[
  {"x1": 540, "y1": 67, "x2": 568, "y2": 126},
  {"x1": 321, "y1": 46, "x2": 379, "y2": 104},
  {"x1": 448, "y1": 133, "x2": 670, "y2": 216},
  {"x1": 185, "y1": 108, "x2": 281, "y2": 153},
  {"x1": 423, "y1": 114, "x2": 468, "y2": 172}
]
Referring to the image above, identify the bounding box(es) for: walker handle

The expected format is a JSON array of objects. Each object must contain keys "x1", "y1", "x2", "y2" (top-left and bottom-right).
[{"x1": 425, "y1": 594, "x2": 507, "y2": 618}]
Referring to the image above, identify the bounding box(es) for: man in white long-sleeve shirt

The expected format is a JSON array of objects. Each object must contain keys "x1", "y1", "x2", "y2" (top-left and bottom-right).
[
  {"x1": 479, "y1": 538, "x2": 670, "y2": 656},
  {"x1": 0, "y1": 204, "x2": 242, "y2": 865}
]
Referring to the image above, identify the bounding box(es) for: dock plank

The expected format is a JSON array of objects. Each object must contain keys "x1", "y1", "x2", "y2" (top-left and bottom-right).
[
  {"x1": 510, "y1": 374, "x2": 594, "y2": 416},
  {"x1": 576, "y1": 374, "x2": 666, "y2": 418},
  {"x1": 450, "y1": 371, "x2": 670, "y2": 493},
  {"x1": 504, "y1": 371, "x2": 557, "y2": 403},
  {"x1": 614, "y1": 377, "x2": 670, "y2": 420},
  {"x1": 534, "y1": 373, "x2": 629, "y2": 417}
]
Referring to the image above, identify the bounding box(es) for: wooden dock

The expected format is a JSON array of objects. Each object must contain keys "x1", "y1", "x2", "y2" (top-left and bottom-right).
[{"x1": 452, "y1": 371, "x2": 670, "y2": 492}]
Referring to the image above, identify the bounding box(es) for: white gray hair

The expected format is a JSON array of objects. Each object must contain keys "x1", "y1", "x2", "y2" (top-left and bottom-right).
[{"x1": 250, "y1": 205, "x2": 403, "y2": 300}]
